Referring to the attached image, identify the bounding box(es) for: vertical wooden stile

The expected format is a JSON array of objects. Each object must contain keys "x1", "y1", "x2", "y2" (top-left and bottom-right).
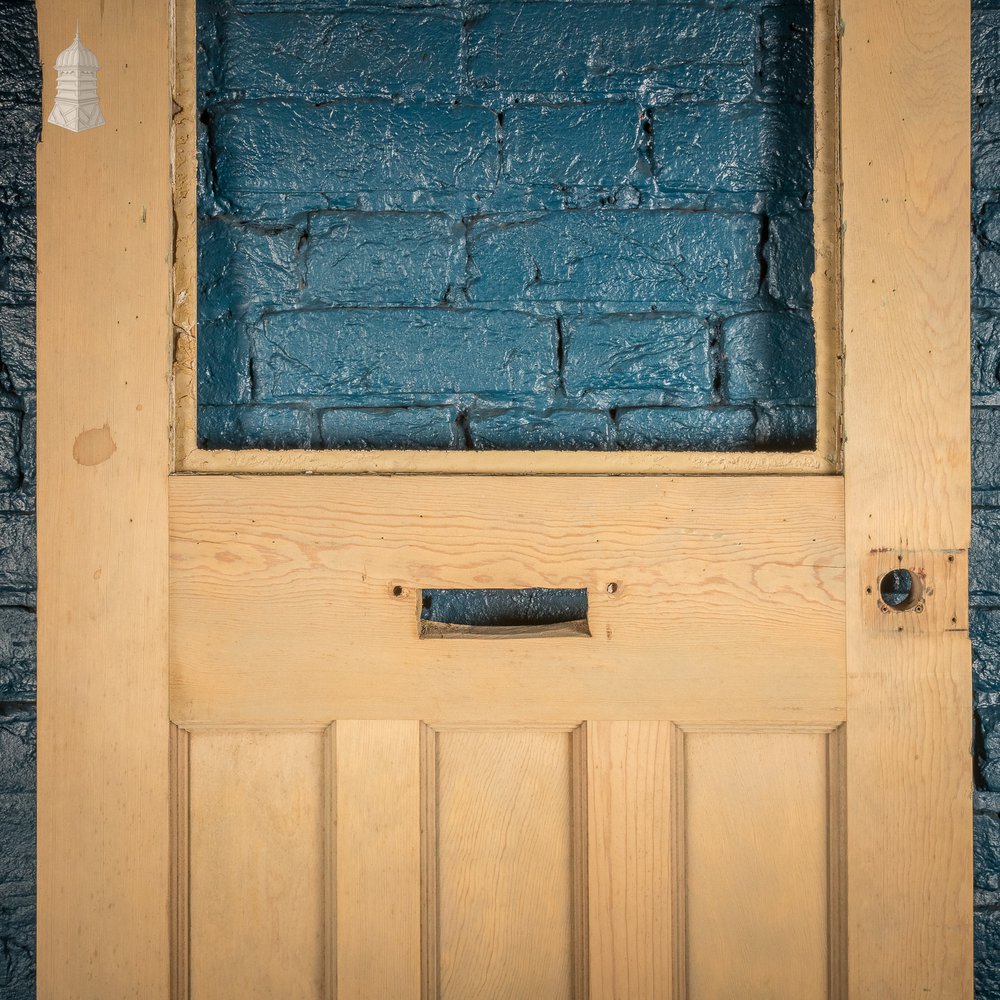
[
  {"x1": 841, "y1": 0, "x2": 973, "y2": 994},
  {"x1": 35, "y1": 0, "x2": 173, "y2": 997}
]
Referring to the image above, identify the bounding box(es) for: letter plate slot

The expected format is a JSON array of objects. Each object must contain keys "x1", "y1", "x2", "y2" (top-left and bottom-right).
[{"x1": 417, "y1": 587, "x2": 590, "y2": 639}]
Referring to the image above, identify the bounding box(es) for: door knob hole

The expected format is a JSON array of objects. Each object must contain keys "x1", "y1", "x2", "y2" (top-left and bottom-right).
[{"x1": 878, "y1": 569, "x2": 923, "y2": 611}]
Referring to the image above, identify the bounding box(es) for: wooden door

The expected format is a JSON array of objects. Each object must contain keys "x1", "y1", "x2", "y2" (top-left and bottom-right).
[{"x1": 35, "y1": 1, "x2": 973, "y2": 998}]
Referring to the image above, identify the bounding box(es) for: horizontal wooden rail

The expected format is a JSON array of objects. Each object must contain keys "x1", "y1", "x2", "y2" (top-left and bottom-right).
[{"x1": 169, "y1": 475, "x2": 846, "y2": 725}]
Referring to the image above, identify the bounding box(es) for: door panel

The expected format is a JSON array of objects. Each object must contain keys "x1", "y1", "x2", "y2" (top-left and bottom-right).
[
  {"x1": 180, "y1": 728, "x2": 327, "y2": 1000},
  {"x1": 684, "y1": 729, "x2": 841, "y2": 999},
  {"x1": 173, "y1": 723, "x2": 845, "y2": 998},
  {"x1": 430, "y1": 726, "x2": 584, "y2": 1000}
]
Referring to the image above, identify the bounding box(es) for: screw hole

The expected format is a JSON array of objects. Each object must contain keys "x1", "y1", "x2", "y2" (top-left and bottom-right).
[
  {"x1": 392, "y1": 585, "x2": 404, "y2": 597},
  {"x1": 607, "y1": 582, "x2": 619, "y2": 595},
  {"x1": 878, "y1": 568, "x2": 923, "y2": 612}
]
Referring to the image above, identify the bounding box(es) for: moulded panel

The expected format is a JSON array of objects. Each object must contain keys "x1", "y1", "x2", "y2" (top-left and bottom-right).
[
  {"x1": 425, "y1": 725, "x2": 586, "y2": 1000},
  {"x1": 683, "y1": 729, "x2": 841, "y2": 999},
  {"x1": 181, "y1": 728, "x2": 327, "y2": 1000}
]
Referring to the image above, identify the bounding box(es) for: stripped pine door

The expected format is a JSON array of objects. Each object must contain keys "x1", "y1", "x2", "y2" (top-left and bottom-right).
[
  {"x1": 35, "y1": 0, "x2": 972, "y2": 998},
  {"x1": 168, "y1": 476, "x2": 846, "y2": 998}
]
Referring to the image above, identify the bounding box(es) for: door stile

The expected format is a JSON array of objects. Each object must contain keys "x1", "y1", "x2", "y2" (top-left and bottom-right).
[
  {"x1": 35, "y1": 1, "x2": 174, "y2": 997},
  {"x1": 841, "y1": 0, "x2": 973, "y2": 995}
]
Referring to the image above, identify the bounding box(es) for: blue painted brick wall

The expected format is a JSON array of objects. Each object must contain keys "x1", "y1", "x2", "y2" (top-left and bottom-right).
[
  {"x1": 974, "y1": 5, "x2": 1000, "y2": 992},
  {"x1": 0, "y1": 3, "x2": 38, "y2": 998},
  {"x1": 196, "y1": 0, "x2": 818, "y2": 451}
]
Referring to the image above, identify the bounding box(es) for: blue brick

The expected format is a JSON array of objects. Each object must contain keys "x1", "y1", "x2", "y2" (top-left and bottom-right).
[
  {"x1": 635, "y1": 64, "x2": 756, "y2": 107},
  {"x1": 982, "y1": 698, "x2": 1000, "y2": 791},
  {"x1": 0, "y1": 710, "x2": 33, "y2": 794},
  {"x1": 766, "y1": 212, "x2": 814, "y2": 309},
  {"x1": 0, "y1": 607, "x2": 34, "y2": 700},
  {"x1": 0, "y1": 208, "x2": 35, "y2": 303},
  {"x1": 760, "y1": 6, "x2": 814, "y2": 104},
  {"x1": 467, "y1": 211, "x2": 761, "y2": 308},
  {"x1": 653, "y1": 103, "x2": 813, "y2": 198},
  {"x1": 256, "y1": 308, "x2": 557, "y2": 402},
  {"x1": 0, "y1": 3, "x2": 40, "y2": 108},
  {"x1": 198, "y1": 320, "x2": 252, "y2": 406},
  {"x1": 215, "y1": 11, "x2": 462, "y2": 100},
  {"x1": 0, "y1": 396, "x2": 22, "y2": 490},
  {"x1": 320, "y1": 407, "x2": 459, "y2": 449},
  {"x1": 615, "y1": 406, "x2": 756, "y2": 451},
  {"x1": 0, "y1": 787, "x2": 33, "y2": 890},
  {"x1": 0, "y1": 514, "x2": 33, "y2": 595},
  {"x1": 975, "y1": 610, "x2": 1000, "y2": 693},
  {"x1": 977, "y1": 909, "x2": 1000, "y2": 997},
  {"x1": 562, "y1": 315, "x2": 714, "y2": 407},
  {"x1": 501, "y1": 104, "x2": 643, "y2": 194},
  {"x1": 467, "y1": 408, "x2": 615, "y2": 450},
  {"x1": 975, "y1": 11, "x2": 1000, "y2": 98},
  {"x1": 0, "y1": 95, "x2": 39, "y2": 154},
  {"x1": 975, "y1": 408, "x2": 1000, "y2": 490},
  {"x1": 0, "y1": 892, "x2": 33, "y2": 1000},
  {"x1": 974, "y1": 102, "x2": 1000, "y2": 196},
  {"x1": 754, "y1": 403, "x2": 816, "y2": 449},
  {"x1": 724, "y1": 312, "x2": 815, "y2": 405},
  {"x1": 203, "y1": 0, "x2": 456, "y2": 9},
  {"x1": 976, "y1": 242, "x2": 1000, "y2": 309},
  {"x1": 974, "y1": 506, "x2": 1000, "y2": 603},
  {"x1": 196, "y1": 107, "x2": 233, "y2": 219},
  {"x1": 305, "y1": 213, "x2": 464, "y2": 308},
  {"x1": 210, "y1": 100, "x2": 497, "y2": 220},
  {"x1": 974, "y1": 310, "x2": 1000, "y2": 399},
  {"x1": 0, "y1": 156, "x2": 34, "y2": 219},
  {"x1": 196, "y1": 12, "x2": 222, "y2": 103},
  {"x1": 0, "y1": 709, "x2": 35, "y2": 999},
  {"x1": 0, "y1": 306, "x2": 35, "y2": 395},
  {"x1": 421, "y1": 587, "x2": 587, "y2": 627},
  {"x1": 977, "y1": 812, "x2": 1000, "y2": 891},
  {"x1": 198, "y1": 218, "x2": 302, "y2": 323},
  {"x1": 980, "y1": 201, "x2": 1000, "y2": 246},
  {"x1": 467, "y1": 4, "x2": 756, "y2": 97},
  {"x1": 198, "y1": 404, "x2": 317, "y2": 449},
  {"x1": 16, "y1": 392, "x2": 33, "y2": 495}
]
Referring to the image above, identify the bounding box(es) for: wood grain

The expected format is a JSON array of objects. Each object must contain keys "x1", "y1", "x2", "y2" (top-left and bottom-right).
[
  {"x1": 587, "y1": 722, "x2": 681, "y2": 1000},
  {"x1": 36, "y1": 1, "x2": 173, "y2": 997},
  {"x1": 841, "y1": 0, "x2": 973, "y2": 994},
  {"x1": 334, "y1": 721, "x2": 422, "y2": 1000},
  {"x1": 169, "y1": 475, "x2": 846, "y2": 725},
  {"x1": 684, "y1": 730, "x2": 832, "y2": 999},
  {"x1": 185, "y1": 728, "x2": 327, "y2": 1000},
  {"x1": 429, "y1": 727, "x2": 583, "y2": 999}
]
